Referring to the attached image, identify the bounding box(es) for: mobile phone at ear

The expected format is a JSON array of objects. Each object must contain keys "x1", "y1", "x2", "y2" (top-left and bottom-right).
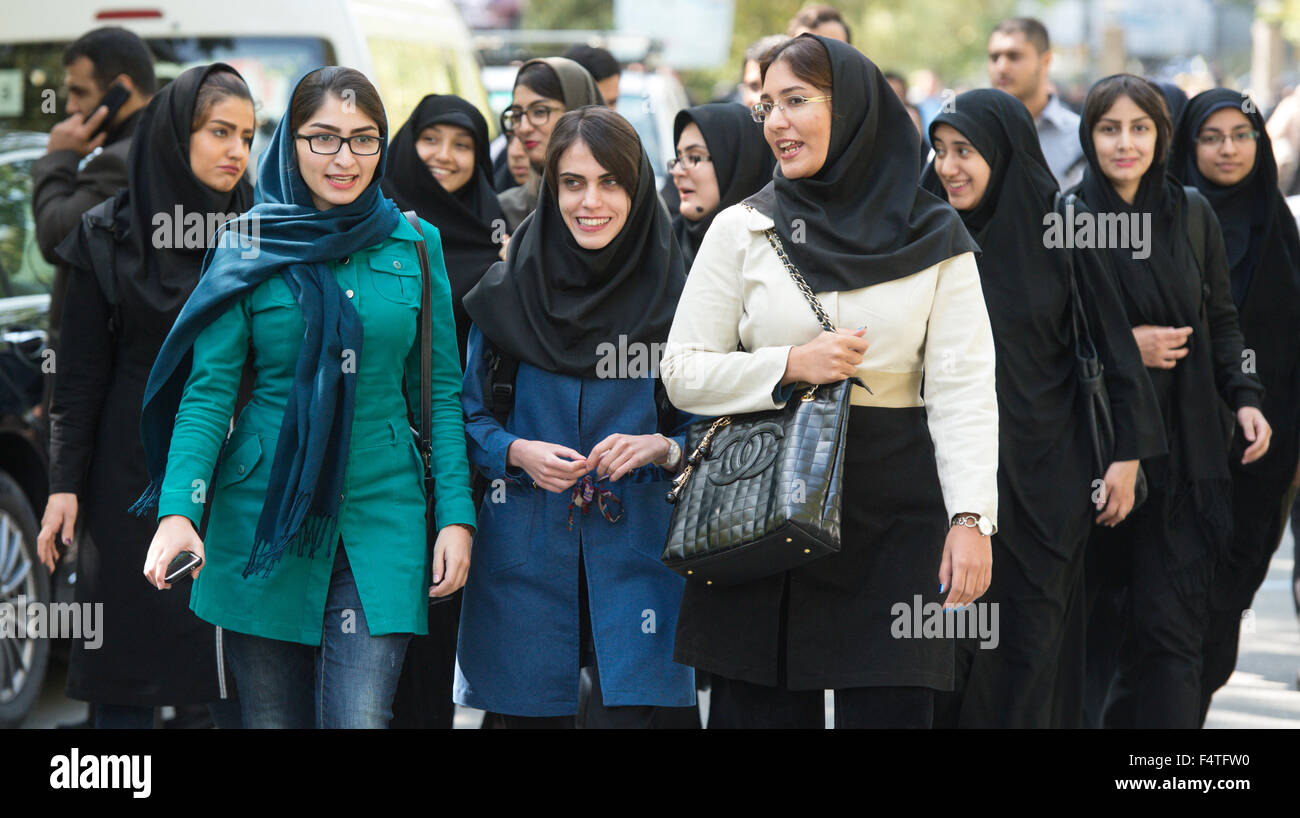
[
  {"x1": 87, "y1": 82, "x2": 131, "y2": 136},
  {"x1": 164, "y1": 550, "x2": 203, "y2": 583}
]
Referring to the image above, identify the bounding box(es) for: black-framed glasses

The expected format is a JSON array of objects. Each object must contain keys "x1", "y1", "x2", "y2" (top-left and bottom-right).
[
  {"x1": 751, "y1": 94, "x2": 832, "y2": 124},
  {"x1": 1196, "y1": 130, "x2": 1260, "y2": 148},
  {"x1": 295, "y1": 133, "x2": 382, "y2": 156},
  {"x1": 667, "y1": 153, "x2": 711, "y2": 172},
  {"x1": 501, "y1": 103, "x2": 564, "y2": 134}
]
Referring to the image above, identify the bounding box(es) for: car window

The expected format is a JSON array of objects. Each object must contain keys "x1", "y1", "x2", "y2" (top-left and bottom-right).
[{"x1": 0, "y1": 153, "x2": 54, "y2": 297}]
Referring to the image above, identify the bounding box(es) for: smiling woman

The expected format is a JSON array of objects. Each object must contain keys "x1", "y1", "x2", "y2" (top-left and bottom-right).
[
  {"x1": 134, "y1": 66, "x2": 476, "y2": 729},
  {"x1": 454, "y1": 106, "x2": 697, "y2": 726},
  {"x1": 1075, "y1": 75, "x2": 1269, "y2": 729}
]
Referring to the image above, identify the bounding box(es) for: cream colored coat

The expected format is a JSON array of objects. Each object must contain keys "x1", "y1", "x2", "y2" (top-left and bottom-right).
[{"x1": 661, "y1": 202, "x2": 1000, "y2": 527}]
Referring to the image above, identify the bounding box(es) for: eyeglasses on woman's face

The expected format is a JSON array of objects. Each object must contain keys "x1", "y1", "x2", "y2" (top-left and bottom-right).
[
  {"x1": 1195, "y1": 130, "x2": 1260, "y2": 148},
  {"x1": 666, "y1": 153, "x2": 711, "y2": 173},
  {"x1": 751, "y1": 94, "x2": 832, "y2": 124},
  {"x1": 295, "y1": 132, "x2": 382, "y2": 155},
  {"x1": 501, "y1": 103, "x2": 564, "y2": 135}
]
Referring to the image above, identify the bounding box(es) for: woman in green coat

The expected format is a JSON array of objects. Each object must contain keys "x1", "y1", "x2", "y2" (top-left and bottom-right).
[{"x1": 137, "y1": 67, "x2": 476, "y2": 728}]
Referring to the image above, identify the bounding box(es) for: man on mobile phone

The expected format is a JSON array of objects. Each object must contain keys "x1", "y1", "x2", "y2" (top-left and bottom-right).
[{"x1": 31, "y1": 26, "x2": 155, "y2": 368}]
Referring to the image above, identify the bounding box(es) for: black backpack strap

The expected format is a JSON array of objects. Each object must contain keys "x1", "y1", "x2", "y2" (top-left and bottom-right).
[
  {"x1": 484, "y1": 342, "x2": 519, "y2": 426},
  {"x1": 81, "y1": 204, "x2": 122, "y2": 335}
]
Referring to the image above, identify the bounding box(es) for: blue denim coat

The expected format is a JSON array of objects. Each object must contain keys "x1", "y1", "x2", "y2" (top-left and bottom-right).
[{"x1": 453, "y1": 325, "x2": 696, "y2": 715}]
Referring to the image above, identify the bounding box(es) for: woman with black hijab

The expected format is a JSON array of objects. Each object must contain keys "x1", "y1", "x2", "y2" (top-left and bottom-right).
[
  {"x1": 662, "y1": 34, "x2": 998, "y2": 728},
  {"x1": 1171, "y1": 88, "x2": 1300, "y2": 722},
  {"x1": 384, "y1": 94, "x2": 505, "y2": 365},
  {"x1": 380, "y1": 93, "x2": 503, "y2": 730},
  {"x1": 1075, "y1": 75, "x2": 1270, "y2": 728},
  {"x1": 496, "y1": 57, "x2": 602, "y2": 232},
  {"x1": 669, "y1": 103, "x2": 775, "y2": 269},
  {"x1": 454, "y1": 106, "x2": 695, "y2": 726},
  {"x1": 920, "y1": 88, "x2": 1164, "y2": 728},
  {"x1": 36, "y1": 64, "x2": 255, "y2": 728}
]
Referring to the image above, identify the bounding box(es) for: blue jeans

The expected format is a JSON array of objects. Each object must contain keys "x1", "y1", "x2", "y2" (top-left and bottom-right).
[{"x1": 224, "y1": 542, "x2": 411, "y2": 728}]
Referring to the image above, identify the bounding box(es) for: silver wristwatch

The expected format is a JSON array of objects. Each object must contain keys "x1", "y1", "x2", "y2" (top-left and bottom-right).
[
  {"x1": 654, "y1": 433, "x2": 682, "y2": 470},
  {"x1": 951, "y1": 513, "x2": 995, "y2": 536}
]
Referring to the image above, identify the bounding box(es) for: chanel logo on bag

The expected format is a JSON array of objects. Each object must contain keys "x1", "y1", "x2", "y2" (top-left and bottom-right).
[{"x1": 707, "y1": 421, "x2": 784, "y2": 485}]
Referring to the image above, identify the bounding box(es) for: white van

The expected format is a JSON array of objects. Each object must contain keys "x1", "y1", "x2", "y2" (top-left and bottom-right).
[{"x1": 0, "y1": 0, "x2": 491, "y2": 152}]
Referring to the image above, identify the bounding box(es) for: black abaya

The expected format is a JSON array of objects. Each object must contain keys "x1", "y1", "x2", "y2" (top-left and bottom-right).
[
  {"x1": 1170, "y1": 89, "x2": 1300, "y2": 718},
  {"x1": 50, "y1": 64, "x2": 254, "y2": 707},
  {"x1": 920, "y1": 89, "x2": 1164, "y2": 728},
  {"x1": 1075, "y1": 76, "x2": 1265, "y2": 729}
]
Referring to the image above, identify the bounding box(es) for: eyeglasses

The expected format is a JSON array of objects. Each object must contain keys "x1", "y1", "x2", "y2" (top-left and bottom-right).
[
  {"x1": 667, "y1": 153, "x2": 711, "y2": 172},
  {"x1": 502, "y1": 103, "x2": 564, "y2": 134},
  {"x1": 1196, "y1": 130, "x2": 1260, "y2": 148},
  {"x1": 751, "y1": 95, "x2": 832, "y2": 124},
  {"x1": 295, "y1": 133, "x2": 382, "y2": 156}
]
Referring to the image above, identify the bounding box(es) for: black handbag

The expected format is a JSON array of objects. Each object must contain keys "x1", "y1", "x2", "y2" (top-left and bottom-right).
[
  {"x1": 402, "y1": 211, "x2": 458, "y2": 604},
  {"x1": 660, "y1": 223, "x2": 861, "y2": 587},
  {"x1": 1056, "y1": 192, "x2": 1149, "y2": 513}
]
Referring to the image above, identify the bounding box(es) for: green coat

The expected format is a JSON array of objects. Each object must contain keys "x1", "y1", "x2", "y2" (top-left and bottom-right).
[{"x1": 156, "y1": 217, "x2": 475, "y2": 644}]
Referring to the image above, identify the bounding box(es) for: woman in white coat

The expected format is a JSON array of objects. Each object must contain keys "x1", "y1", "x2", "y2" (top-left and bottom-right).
[{"x1": 661, "y1": 34, "x2": 1000, "y2": 728}]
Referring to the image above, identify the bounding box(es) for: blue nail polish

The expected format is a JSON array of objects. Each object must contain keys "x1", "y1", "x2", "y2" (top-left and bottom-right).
[{"x1": 939, "y1": 583, "x2": 945, "y2": 593}]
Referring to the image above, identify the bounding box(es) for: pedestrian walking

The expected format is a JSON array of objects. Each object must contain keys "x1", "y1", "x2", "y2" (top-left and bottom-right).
[
  {"x1": 37, "y1": 63, "x2": 255, "y2": 729},
  {"x1": 921, "y1": 88, "x2": 1164, "y2": 728},
  {"x1": 661, "y1": 34, "x2": 998, "y2": 729},
  {"x1": 454, "y1": 106, "x2": 695, "y2": 726},
  {"x1": 137, "y1": 67, "x2": 476, "y2": 729},
  {"x1": 1077, "y1": 74, "x2": 1270, "y2": 728}
]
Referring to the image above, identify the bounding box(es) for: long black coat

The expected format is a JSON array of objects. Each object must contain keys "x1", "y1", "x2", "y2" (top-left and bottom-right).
[{"x1": 49, "y1": 198, "x2": 222, "y2": 706}]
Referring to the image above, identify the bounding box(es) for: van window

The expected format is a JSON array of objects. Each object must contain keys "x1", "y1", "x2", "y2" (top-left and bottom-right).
[{"x1": 0, "y1": 37, "x2": 334, "y2": 161}]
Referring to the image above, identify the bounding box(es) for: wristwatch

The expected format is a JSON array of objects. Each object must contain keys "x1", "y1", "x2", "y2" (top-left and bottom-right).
[
  {"x1": 951, "y1": 513, "x2": 995, "y2": 536},
  {"x1": 653, "y1": 433, "x2": 682, "y2": 470}
]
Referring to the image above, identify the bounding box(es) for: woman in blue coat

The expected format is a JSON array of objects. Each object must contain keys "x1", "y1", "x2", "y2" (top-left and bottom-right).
[{"x1": 455, "y1": 106, "x2": 694, "y2": 726}]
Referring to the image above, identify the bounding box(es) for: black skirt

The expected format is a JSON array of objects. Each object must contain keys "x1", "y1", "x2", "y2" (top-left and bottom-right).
[{"x1": 673, "y1": 406, "x2": 953, "y2": 690}]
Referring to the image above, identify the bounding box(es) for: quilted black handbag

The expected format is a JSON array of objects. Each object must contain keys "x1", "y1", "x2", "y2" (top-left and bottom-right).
[
  {"x1": 660, "y1": 224, "x2": 863, "y2": 587},
  {"x1": 1057, "y1": 193, "x2": 1148, "y2": 514}
]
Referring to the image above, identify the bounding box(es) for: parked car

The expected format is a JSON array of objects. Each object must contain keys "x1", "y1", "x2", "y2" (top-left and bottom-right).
[{"x1": 0, "y1": 130, "x2": 71, "y2": 729}]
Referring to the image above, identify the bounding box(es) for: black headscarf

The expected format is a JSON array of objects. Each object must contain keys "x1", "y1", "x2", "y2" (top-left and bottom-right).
[
  {"x1": 1173, "y1": 88, "x2": 1300, "y2": 485},
  {"x1": 670, "y1": 103, "x2": 775, "y2": 268},
  {"x1": 1075, "y1": 74, "x2": 1235, "y2": 564},
  {"x1": 383, "y1": 94, "x2": 505, "y2": 361},
  {"x1": 65, "y1": 63, "x2": 254, "y2": 316},
  {"x1": 1154, "y1": 81, "x2": 1190, "y2": 126},
  {"x1": 463, "y1": 140, "x2": 686, "y2": 377},
  {"x1": 746, "y1": 34, "x2": 976, "y2": 292}
]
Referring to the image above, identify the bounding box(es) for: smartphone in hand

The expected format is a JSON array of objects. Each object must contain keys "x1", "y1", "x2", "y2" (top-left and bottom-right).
[
  {"x1": 163, "y1": 550, "x2": 203, "y2": 584},
  {"x1": 88, "y1": 82, "x2": 131, "y2": 136}
]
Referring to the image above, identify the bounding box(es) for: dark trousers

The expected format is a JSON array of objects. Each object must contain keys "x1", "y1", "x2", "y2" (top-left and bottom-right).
[
  {"x1": 389, "y1": 592, "x2": 462, "y2": 729},
  {"x1": 1086, "y1": 490, "x2": 1212, "y2": 728}
]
